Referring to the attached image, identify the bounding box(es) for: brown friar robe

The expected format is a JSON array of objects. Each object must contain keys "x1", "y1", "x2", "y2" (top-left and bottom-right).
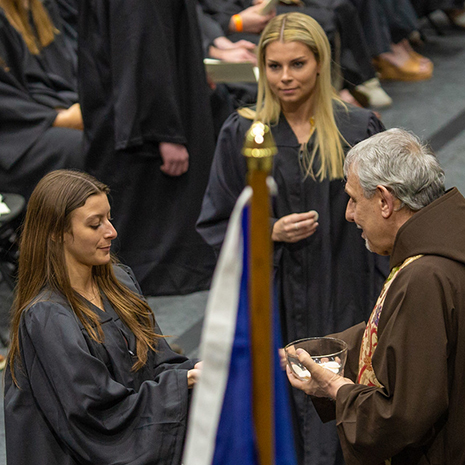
[{"x1": 318, "y1": 188, "x2": 465, "y2": 465}]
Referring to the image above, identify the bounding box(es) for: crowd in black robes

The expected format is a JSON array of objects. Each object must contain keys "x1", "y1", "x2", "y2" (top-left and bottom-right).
[
  {"x1": 197, "y1": 104, "x2": 390, "y2": 465},
  {"x1": 197, "y1": 0, "x2": 377, "y2": 89}
]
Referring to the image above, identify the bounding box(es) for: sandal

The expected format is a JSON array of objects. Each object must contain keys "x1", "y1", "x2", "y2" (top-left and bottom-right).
[
  {"x1": 373, "y1": 56, "x2": 433, "y2": 82},
  {"x1": 400, "y1": 39, "x2": 434, "y2": 73}
]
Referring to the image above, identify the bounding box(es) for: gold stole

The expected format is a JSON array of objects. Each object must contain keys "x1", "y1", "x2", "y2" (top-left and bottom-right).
[{"x1": 357, "y1": 255, "x2": 423, "y2": 465}]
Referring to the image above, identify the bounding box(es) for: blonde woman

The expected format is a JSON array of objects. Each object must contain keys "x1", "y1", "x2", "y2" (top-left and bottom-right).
[{"x1": 197, "y1": 12, "x2": 389, "y2": 465}]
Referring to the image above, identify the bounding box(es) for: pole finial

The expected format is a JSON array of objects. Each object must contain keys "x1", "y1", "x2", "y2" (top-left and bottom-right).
[{"x1": 242, "y1": 121, "x2": 277, "y2": 171}]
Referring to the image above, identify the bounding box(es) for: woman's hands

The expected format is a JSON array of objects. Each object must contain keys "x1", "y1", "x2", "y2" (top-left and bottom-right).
[
  {"x1": 272, "y1": 210, "x2": 319, "y2": 243},
  {"x1": 53, "y1": 103, "x2": 83, "y2": 130},
  {"x1": 187, "y1": 361, "x2": 203, "y2": 388},
  {"x1": 286, "y1": 349, "x2": 353, "y2": 400}
]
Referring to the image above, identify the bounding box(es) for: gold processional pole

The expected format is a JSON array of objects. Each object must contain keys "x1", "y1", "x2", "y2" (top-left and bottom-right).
[{"x1": 242, "y1": 122, "x2": 277, "y2": 465}]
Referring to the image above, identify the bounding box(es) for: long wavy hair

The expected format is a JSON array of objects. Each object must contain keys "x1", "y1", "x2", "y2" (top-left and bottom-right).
[
  {"x1": 8, "y1": 170, "x2": 161, "y2": 385},
  {"x1": 240, "y1": 12, "x2": 347, "y2": 180},
  {"x1": 0, "y1": 0, "x2": 57, "y2": 54}
]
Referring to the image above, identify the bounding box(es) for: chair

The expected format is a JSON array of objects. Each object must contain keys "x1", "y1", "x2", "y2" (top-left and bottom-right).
[{"x1": 0, "y1": 193, "x2": 25, "y2": 290}]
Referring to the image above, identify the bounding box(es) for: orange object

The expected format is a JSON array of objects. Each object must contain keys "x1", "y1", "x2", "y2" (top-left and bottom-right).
[{"x1": 232, "y1": 14, "x2": 243, "y2": 32}]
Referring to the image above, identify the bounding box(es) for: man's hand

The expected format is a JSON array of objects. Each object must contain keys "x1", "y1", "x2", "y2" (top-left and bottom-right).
[
  {"x1": 272, "y1": 210, "x2": 319, "y2": 243},
  {"x1": 159, "y1": 142, "x2": 189, "y2": 176},
  {"x1": 286, "y1": 349, "x2": 353, "y2": 400}
]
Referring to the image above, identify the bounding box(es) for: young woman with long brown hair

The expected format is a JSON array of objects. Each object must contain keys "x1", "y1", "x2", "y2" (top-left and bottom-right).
[
  {"x1": 4, "y1": 169, "x2": 201, "y2": 465},
  {"x1": 197, "y1": 12, "x2": 389, "y2": 465}
]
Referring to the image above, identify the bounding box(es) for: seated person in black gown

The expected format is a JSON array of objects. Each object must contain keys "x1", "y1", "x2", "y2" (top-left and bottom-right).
[
  {"x1": 0, "y1": 0, "x2": 77, "y2": 97},
  {"x1": 0, "y1": 56, "x2": 82, "y2": 199},
  {"x1": 360, "y1": 0, "x2": 434, "y2": 81},
  {"x1": 0, "y1": 21, "x2": 82, "y2": 198},
  {"x1": 197, "y1": 0, "x2": 393, "y2": 107},
  {"x1": 4, "y1": 169, "x2": 201, "y2": 465},
  {"x1": 0, "y1": 0, "x2": 82, "y2": 198}
]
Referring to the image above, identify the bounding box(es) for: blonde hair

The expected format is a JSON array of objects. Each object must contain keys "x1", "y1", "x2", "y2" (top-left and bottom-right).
[
  {"x1": 8, "y1": 170, "x2": 161, "y2": 386},
  {"x1": 240, "y1": 12, "x2": 347, "y2": 180},
  {"x1": 1, "y1": 0, "x2": 57, "y2": 54}
]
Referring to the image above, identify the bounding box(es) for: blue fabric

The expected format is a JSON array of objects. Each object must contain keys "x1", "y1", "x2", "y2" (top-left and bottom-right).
[{"x1": 211, "y1": 206, "x2": 297, "y2": 465}]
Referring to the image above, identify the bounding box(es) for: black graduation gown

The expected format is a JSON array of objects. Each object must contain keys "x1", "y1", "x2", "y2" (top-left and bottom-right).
[
  {"x1": 378, "y1": 0, "x2": 419, "y2": 43},
  {"x1": 197, "y1": 105, "x2": 389, "y2": 465},
  {"x1": 0, "y1": 15, "x2": 82, "y2": 198},
  {"x1": 78, "y1": 0, "x2": 216, "y2": 296},
  {"x1": 196, "y1": 3, "x2": 224, "y2": 54},
  {"x1": 410, "y1": 0, "x2": 464, "y2": 16},
  {"x1": 348, "y1": 0, "x2": 392, "y2": 57},
  {"x1": 4, "y1": 265, "x2": 195, "y2": 465},
  {"x1": 53, "y1": 0, "x2": 78, "y2": 55},
  {"x1": 36, "y1": 0, "x2": 78, "y2": 89},
  {"x1": 197, "y1": 0, "x2": 376, "y2": 86}
]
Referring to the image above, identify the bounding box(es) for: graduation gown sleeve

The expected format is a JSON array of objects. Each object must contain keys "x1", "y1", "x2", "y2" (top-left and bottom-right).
[
  {"x1": 197, "y1": 0, "x2": 245, "y2": 34},
  {"x1": 54, "y1": 0, "x2": 79, "y2": 55},
  {"x1": 196, "y1": 112, "x2": 249, "y2": 251},
  {"x1": 39, "y1": 0, "x2": 78, "y2": 87},
  {"x1": 11, "y1": 301, "x2": 190, "y2": 465},
  {"x1": 0, "y1": 66, "x2": 57, "y2": 170},
  {"x1": 196, "y1": 4, "x2": 224, "y2": 56}
]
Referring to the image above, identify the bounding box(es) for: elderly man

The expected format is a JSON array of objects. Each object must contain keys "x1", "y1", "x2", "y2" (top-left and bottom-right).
[{"x1": 288, "y1": 128, "x2": 465, "y2": 464}]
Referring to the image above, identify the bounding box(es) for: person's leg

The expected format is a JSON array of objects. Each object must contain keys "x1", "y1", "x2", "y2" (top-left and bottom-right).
[
  {"x1": 378, "y1": 0, "x2": 419, "y2": 43},
  {"x1": 327, "y1": 0, "x2": 393, "y2": 107},
  {"x1": 348, "y1": 0, "x2": 391, "y2": 56}
]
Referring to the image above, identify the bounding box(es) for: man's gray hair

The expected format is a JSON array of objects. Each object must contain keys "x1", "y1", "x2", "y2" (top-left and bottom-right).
[{"x1": 344, "y1": 128, "x2": 445, "y2": 211}]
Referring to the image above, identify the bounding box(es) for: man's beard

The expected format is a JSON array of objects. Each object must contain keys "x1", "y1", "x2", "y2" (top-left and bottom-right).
[
  {"x1": 357, "y1": 224, "x2": 373, "y2": 252},
  {"x1": 364, "y1": 238, "x2": 373, "y2": 252}
]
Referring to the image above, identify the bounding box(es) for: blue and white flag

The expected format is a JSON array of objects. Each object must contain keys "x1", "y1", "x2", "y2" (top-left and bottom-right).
[{"x1": 183, "y1": 187, "x2": 297, "y2": 465}]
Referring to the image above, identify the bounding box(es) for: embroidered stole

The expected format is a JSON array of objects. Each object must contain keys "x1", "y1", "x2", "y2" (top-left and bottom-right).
[{"x1": 357, "y1": 254, "x2": 423, "y2": 465}]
